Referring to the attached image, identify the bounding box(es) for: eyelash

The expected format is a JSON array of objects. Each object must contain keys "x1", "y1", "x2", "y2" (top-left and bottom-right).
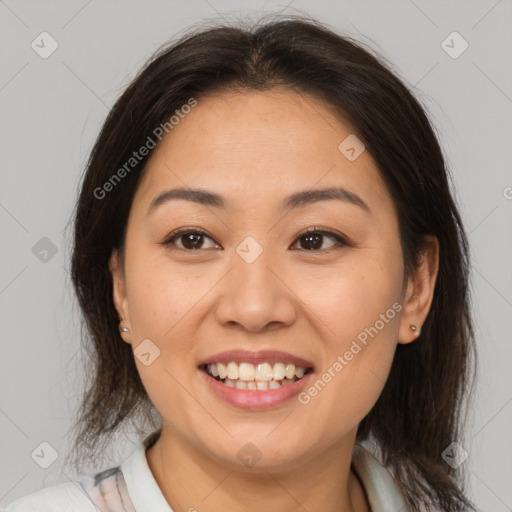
[{"x1": 161, "y1": 227, "x2": 349, "y2": 253}]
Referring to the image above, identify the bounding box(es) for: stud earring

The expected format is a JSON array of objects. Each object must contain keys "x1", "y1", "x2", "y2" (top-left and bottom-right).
[
  {"x1": 410, "y1": 324, "x2": 421, "y2": 335},
  {"x1": 119, "y1": 324, "x2": 130, "y2": 333}
]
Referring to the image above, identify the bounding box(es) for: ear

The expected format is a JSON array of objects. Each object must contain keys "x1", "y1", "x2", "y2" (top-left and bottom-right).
[
  {"x1": 398, "y1": 235, "x2": 439, "y2": 344},
  {"x1": 109, "y1": 249, "x2": 132, "y2": 344}
]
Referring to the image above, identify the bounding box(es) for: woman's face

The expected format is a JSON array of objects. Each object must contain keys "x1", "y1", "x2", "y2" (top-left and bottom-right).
[{"x1": 111, "y1": 89, "x2": 427, "y2": 470}]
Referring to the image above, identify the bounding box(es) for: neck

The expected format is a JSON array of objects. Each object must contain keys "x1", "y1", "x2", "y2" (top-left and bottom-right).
[{"x1": 146, "y1": 426, "x2": 370, "y2": 512}]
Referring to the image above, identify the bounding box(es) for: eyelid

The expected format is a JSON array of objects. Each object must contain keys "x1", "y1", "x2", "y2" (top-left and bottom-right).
[
  {"x1": 290, "y1": 226, "x2": 349, "y2": 251},
  {"x1": 161, "y1": 227, "x2": 221, "y2": 250}
]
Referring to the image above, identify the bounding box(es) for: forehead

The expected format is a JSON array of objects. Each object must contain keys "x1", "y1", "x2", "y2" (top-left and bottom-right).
[{"x1": 135, "y1": 89, "x2": 391, "y2": 213}]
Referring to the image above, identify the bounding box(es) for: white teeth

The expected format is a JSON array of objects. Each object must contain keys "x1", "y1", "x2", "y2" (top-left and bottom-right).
[
  {"x1": 239, "y1": 362, "x2": 255, "y2": 381},
  {"x1": 204, "y1": 360, "x2": 310, "y2": 390},
  {"x1": 255, "y1": 363, "x2": 273, "y2": 381},
  {"x1": 273, "y1": 363, "x2": 286, "y2": 380},
  {"x1": 285, "y1": 364, "x2": 295, "y2": 379},
  {"x1": 218, "y1": 363, "x2": 227, "y2": 379},
  {"x1": 227, "y1": 362, "x2": 239, "y2": 380}
]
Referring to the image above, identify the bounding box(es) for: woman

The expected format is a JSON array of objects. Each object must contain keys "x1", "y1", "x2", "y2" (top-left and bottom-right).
[{"x1": 4, "y1": 14, "x2": 476, "y2": 512}]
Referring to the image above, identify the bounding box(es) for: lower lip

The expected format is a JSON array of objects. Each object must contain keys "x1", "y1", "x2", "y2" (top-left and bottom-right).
[{"x1": 199, "y1": 368, "x2": 314, "y2": 410}]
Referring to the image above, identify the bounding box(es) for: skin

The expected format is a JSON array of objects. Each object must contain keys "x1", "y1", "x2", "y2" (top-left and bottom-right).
[{"x1": 110, "y1": 88, "x2": 439, "y2": 512}]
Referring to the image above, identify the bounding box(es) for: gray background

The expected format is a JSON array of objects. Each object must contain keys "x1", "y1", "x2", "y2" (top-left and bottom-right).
[{"x1": 1, "y1": 0, "x2": 511, "y2": 510}]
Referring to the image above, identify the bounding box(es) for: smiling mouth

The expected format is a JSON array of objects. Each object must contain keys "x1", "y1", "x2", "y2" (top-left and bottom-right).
[{"x1": 201, "y1": 361, "x2": 313, "y2": 390}]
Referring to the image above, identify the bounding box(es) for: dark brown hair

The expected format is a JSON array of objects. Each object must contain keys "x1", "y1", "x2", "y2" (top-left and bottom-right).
[{"x1": 68, "y1": 14, "x2": 476, "y2": 512}]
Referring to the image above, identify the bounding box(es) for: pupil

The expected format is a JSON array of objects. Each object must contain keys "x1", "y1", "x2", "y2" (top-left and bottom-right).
[
  {"x1": 183, "y1": 233, "x2": 203, "y2": 249},
  {"x1": 302, "y1": 234, "x2": 322, "y2": 250}
]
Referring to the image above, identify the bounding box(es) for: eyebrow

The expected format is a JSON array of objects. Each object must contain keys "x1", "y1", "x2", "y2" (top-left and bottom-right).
[{"x1": 146, "y1": 186, "x2": 371, "y2": 216}]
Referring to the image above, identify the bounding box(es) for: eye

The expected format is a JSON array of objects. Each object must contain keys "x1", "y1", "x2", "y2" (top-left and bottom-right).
[
  {"x1": 161, "y1": 227, "x2": 349, "y2": 252},
  {"x1": 161, "y1": 228, "x2": 220, "y2": 251},
  {"x1": 290, "y1": 228, "x2": 348, "y2": 252}
]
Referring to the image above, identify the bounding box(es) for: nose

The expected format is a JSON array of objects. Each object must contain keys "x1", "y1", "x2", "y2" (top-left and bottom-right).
[{"x1": 214, "y1": 245, "x2": 297, "y2": 333}]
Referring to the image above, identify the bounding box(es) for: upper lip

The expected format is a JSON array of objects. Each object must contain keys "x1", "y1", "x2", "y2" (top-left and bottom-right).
[{"x1": 198, "y1": 350, "x2": 314, "y2": 369}]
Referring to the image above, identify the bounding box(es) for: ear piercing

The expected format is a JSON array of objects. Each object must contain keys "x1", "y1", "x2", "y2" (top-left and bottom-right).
[{"x1": 410, "y1": 324, "x2": 421, "y2": 335}]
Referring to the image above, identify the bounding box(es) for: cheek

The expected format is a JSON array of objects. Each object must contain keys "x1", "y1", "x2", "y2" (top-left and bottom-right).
[
  {"x1": 298, "y1": 318, "x2": 398, "y2": 443},
  {"x1": 292, "y1": 255, "x2": 403, "y2": 344},
  {"x1": 293, "y1": 256, "x2": 402, "y2": 421},
  {"x1": 120, "y1": 257, "x2": 202, "y2": 409},
  {"x1": 126, "y1": 255, "x2": 210, "y2": 339},
  {"x1": 125, "y1": 257, "x2": 202, "y2": 423}
]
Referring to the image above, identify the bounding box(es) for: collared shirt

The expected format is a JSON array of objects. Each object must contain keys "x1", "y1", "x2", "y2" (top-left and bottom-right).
[{"x1": 2, "y1": 430, "x2": 408, "y2": 511}]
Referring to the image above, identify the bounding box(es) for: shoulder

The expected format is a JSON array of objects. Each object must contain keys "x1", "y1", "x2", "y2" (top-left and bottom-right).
[
  {"x1": 1, "y1": 431, "x2": 160, "y2": 512},
  {"x1": 1, "y1": 481, "x2": 97, "y2": 512},
  {"x1": 352, "y1": 443, "x2": 409, "y2": 511}
]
